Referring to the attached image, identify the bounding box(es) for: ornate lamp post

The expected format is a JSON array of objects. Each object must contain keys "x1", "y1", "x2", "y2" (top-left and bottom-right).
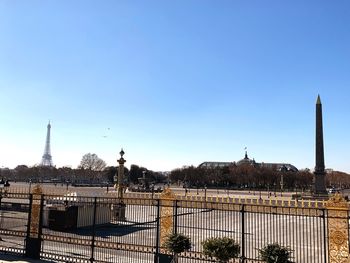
[
  {"x1": 0, "y1": 178, "x2": 4, "y2": 204},
  {"x1": 0, "y1": 179, "x2": 3, "y2": 241},
  {"x1": 113, "y1": 149, "x2": 126, "y2": 221},
  {"x1": 29, "y1": 179, "x2": 32, "y2": 194},
  {"x1": 259, "y1": 183, "x2": 262, "y2": 200},
  {"x1": 280, "y1": 173, "x2": 284, "y2": 191},
  {"x1": 116, "y1": 149, "x2": 126, "y2": 199}
]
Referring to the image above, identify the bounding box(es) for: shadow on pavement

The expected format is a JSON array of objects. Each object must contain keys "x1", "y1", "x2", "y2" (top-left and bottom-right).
[{"x1": 0, "y1": 253, "x2": 55, "y2": 262}]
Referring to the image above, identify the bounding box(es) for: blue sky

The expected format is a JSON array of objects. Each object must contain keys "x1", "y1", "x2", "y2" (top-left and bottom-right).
[{"x1": 0, "y1": 1, "x2": 349, "y2": 172}]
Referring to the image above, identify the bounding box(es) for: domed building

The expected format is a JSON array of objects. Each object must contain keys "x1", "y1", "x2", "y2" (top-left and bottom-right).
[
  {"x1": 198, "y1": 151, "x2": 298, "y2": 172},
  {"x1": 236, "y1": 151, "x2": 256, "y2": 166}
]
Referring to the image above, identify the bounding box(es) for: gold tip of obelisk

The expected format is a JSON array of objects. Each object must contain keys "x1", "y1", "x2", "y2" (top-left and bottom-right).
[{"x1": 316, "y1": 95, "x2": 321, "y2": 104}]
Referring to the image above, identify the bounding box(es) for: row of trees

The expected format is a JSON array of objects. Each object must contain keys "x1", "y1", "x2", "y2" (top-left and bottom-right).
[
  {"x1": 0, "y1": 164, "x2": 110, "y2": 184},
  {"x1": 0, "y1": 153, "x2": 166, "y2": 185},
  {"x1": 169, "y1": 165, "x2": 350, "y2": 190}
]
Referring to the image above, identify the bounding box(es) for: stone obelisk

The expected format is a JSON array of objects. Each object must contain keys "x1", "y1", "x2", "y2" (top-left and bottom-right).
[{"x1": 314, "y1": 95, "x2": 328, "y2": 195}]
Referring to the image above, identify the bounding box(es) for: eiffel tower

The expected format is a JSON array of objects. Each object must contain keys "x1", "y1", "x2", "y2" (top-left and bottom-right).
[{"x1": 40, "y1": 122, "x2": 53, "y2": 166}]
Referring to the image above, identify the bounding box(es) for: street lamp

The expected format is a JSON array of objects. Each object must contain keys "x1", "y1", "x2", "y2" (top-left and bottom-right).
[
  {"x1": 29, "y1": 179, "x2": 32, "y2": 194},
  {"x1": 113, "y1": 149, "x2": 127, "y2": 221},
  {"x1": 150, "y1": 183, "x2": 155, "y2": 199},
  {"x1": 116, "y1": 149, "x2": 126, "y2": 199},
  {"x1": 259, "y1": 183, "x2": 262, "y2": 200},
  {"x1": 0, "y1": 179, "x2": 9, "y2": 221},
  {"x1": 0, "y1": 178, "x2": 4, "y2": 200},
  {"x1": 280, "y1": 173, "x2": 284, "y2": 196},
  {"x1": 0, "y1": 178, "x2": 4, "y2": 241}
]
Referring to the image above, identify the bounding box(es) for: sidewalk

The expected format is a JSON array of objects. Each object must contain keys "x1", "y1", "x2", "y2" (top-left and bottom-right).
[{"x1": 0, "y1": 254, "x2": 54, "y2": 263}]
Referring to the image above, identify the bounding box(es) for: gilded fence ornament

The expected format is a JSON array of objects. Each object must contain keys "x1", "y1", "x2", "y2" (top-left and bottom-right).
[
  {"x1": 159, "y1": 188, "x2": 176, "y2": 248},
  {"x1": 325, "y1": 193, "x2": 349, "y2": 263},
  {"x1": 29, "y1": 184, "x2": 43, "y2": 238}
]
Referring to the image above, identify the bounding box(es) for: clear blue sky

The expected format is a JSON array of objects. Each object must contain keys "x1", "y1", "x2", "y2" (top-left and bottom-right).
[{"x1": 0, "y1": 1, "x2": 349, "y2": 172}]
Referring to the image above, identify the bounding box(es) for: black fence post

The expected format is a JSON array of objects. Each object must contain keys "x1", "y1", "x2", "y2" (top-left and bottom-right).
[
  {"x1": 25, "y1": 193, "x2": 42, "y2": 259},
  {"x1": 154, "y1": 199, "x2": 160, "y2": 263},
  {"x1": 90, "y1": 197, "x2": 97, "y2": 263},
  {"x1": 174, "y1": 200, "x2": 178, "y2": 234},
  {"x1": 39, "y1": 195, "x2": 44, "y2": 236},
  {"x1": 0, "y1": 192, "x2": 2, "y2": 229},
  {"x1": 322, "y1": 208, "x2": 328, "y2": 263},
  {"x1": 241, "y1": 204, "x2": 245, "y2": 263},
  {"x1": 26, "y1": 194, "x2": 33, "y2": 240}
]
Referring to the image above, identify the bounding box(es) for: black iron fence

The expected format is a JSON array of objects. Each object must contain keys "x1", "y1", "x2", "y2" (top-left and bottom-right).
[
  {"x1": 0, "y1": 193, "x2": 30, "y2": 256},
  {"x1": 0, "y1": 192, "x2": 341, "y2": 262}
]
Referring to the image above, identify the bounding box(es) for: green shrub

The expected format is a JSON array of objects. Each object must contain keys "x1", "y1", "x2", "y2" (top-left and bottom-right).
[
  {"x1": 259, "y1": 243, "x2": 293, "y2": 263},
  {"x1": 164, "y1": 233, "x2": 191, "y2": 254},
  {"x1": 202, "y1": 237, "x2": 240, "y2": 262}
]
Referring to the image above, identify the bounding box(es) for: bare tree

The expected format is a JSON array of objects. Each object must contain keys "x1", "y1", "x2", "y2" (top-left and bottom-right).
[{"x1": 79, "y1": 153, "x2": 106, "y2": 171}]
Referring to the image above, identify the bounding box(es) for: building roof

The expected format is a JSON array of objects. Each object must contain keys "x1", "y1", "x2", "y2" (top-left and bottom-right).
[
  {"x1": 198, "y1": 162, "x2": 232, "y2": 168},
  {"x1": 198, "y1": 152, "x2": 298, "y2": 172}
]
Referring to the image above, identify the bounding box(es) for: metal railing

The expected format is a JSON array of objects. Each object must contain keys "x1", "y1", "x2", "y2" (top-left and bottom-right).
[{"x1": 0, "y1": 191, "x2": 345, "y2": 263}]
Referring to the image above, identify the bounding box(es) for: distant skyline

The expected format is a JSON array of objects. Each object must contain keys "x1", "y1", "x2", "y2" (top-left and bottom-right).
[{"x1": 0, "y1": 1, "x2": 349, "y2": 172}]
